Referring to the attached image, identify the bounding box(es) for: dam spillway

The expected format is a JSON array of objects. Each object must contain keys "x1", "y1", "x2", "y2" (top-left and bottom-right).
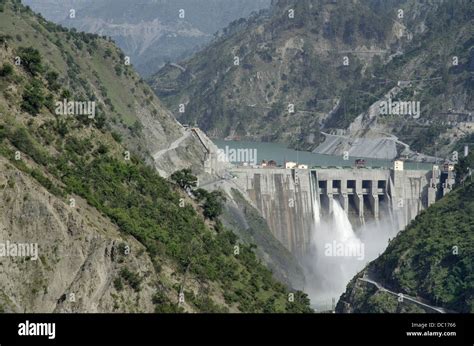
[{"x1": 230, "y1": 163, "x2": 454, "y2": 257}]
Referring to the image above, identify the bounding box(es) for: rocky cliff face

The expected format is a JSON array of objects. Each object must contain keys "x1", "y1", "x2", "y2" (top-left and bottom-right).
[
  {"x1": 0, "y1": 157, "x2": 158, "y2": 312},
  {"x1": 151, "y1": 0, "x2": 473, "y2": 158}
]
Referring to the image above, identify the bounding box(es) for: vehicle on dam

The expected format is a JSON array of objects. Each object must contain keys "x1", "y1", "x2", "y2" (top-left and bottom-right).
[{"x1": 354, "y1": 159, "x2": 366, "y2": 168}]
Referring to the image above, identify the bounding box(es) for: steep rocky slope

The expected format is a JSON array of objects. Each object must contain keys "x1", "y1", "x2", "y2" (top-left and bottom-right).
[
  {"x1": 151, "y1": 0, "x2": 473, "y2": 158},
  {"x1": 0, "y1": 156, "x2": 159, "y2": 312},
  {"x1": 0, "y1": 0, "x2": 311, "y2": 313}
]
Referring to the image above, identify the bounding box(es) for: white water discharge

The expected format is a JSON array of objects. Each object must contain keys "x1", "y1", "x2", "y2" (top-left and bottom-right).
[
  {"x1": 304, "y1": 176, "x2": 399, "y2": 310},
  {"x1": 309, "y1": 173, "x2": 321, "y2": 226}
]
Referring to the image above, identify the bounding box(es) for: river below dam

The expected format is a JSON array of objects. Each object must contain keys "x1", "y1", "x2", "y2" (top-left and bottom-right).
[{"x1": 213, "y1": 139, "x2": 433, "y2": 170}]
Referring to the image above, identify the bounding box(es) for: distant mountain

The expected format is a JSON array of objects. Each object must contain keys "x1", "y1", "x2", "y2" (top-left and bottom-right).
[
  {"x1": 151, "y1": 0, "x2": 473, "y2": 159},
  {"x1": 22, "y1": 0, "x2": 271, "y2": 76}
]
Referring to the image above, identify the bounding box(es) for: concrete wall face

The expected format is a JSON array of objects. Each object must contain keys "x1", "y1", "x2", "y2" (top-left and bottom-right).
[
  {"x1": 232, "y1": 167, "x2": 442, "y2": 258},
  {"x1": 234, "y1": 169, "x2": 313, "y2": 257}
]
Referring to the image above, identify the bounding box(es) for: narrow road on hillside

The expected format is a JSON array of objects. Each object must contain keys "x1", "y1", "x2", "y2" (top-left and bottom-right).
[
  {"x1": 198, "y1": 172, "x2": 234, "y2": 189},
  {"x1": 358, "y1": 277, "x2": 448, "y2": 313},
  {"x1": 169, "y1": 63, "x2": 196, "y2": 79},
  {"x1": 198, "y1": 178, "x2": 226, "y2": 189},
  {"x1": 320, "y1": 131, "x2": 408, "y2": 149},
  {"x1": 153, "y1": 130, "x2": 191, "y2": 162},
  {"x1": 376, "y1": 132, "x2": 410, "y2": 150}
]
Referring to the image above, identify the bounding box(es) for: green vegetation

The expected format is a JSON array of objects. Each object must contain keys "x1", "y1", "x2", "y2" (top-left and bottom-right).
[
  {"x1": 171, "y1": 175, "x2": 228, "y2": 222},
  {"x1": 170, "y1": 168, "x2": 197, "y2": 190},
  {"x1": 194, "y1": 188, "x2": 226, "y2": 220},
  {"x1": 152, "y1": 291, "x2": 184, "y2": 313},
  {"x1": 9, "y1": 127, "x2": 49, "y2": 166},
  {"x1": 0, "y1": 125, "x2": 63, "y2": 196},
  {"x1": 119, "y1": 268, "x2": 142, "y2": 292},
  {"x1": 17, "y1": 46, "x2": 43, "y2": 76},
  {"x1": 402, "y1": 124, "x2": 445, "y2": 154},
  {"x1": 21, "y1": 79, "x2": 45, "y2": 116},
  {"x1": 45, "y1": 70, "x2": 60, "y2": 91},
  {"x1": 455, "y1": 149, "x2": 474, "y2": 185},
  {"x1": 113, "y1": 277, "x2": 124, "y2": 291},
  {"x1": 0, "y1": 63, "x2": 13, "y2": 77}
]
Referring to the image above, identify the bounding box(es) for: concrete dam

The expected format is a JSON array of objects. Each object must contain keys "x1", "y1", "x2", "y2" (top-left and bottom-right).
[{"x1": 231, "y1": 163, "x2": 454, "y2": 257}]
